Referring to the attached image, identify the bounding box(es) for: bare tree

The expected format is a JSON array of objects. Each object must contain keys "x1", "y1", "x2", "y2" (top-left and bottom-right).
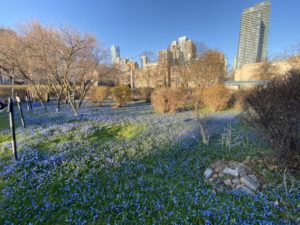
[
  {"x1": 0, "y1": 22, "x2": 109, "y2": 115},
  {"x1": 189, "y1": 50, "x2": 225, "y2": 90}
]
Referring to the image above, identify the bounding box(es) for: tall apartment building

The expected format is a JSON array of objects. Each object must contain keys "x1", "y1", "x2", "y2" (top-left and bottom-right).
[
  {"x1": 170, "y1": 36, "x2": 196, "y2": 65},
  {"x1": 235, "y1": 1, "x2": 271, "y2": 69},
  {"x1": 140, "y1": 55, "x2": 148, "y2": 68},
  {"x1": 111, "y1": 45, "x2": 120, "y2": 64}
]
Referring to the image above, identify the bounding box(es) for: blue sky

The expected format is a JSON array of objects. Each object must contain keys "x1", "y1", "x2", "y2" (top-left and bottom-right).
[{"x1": 0, "y1": 0, "x2": 299, "y2": 67}]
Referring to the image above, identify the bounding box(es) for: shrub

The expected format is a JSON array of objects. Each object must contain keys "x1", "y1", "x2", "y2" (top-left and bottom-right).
[
  {"x1": 230, "y1": 90, "x2": 248, "y2": 110},
  {"x1": 137, "y1": 87, "x2": 154, "y2": 103},
  {"x1": 244, "y1": 70, "x2": 300, "y2": 164},
  {"x1": 88, "y1": 86, "x2": 110, "y2": 106},
  {"x1": 0, "y1": 85, "x2": 27, "y2": 100},
  {"x1": 202, "y1": 85, "x2": 231, "y2": 112},
  {"x1": 151, "y1": 88, "x2": 189, "y2": 113},
  {"x1": 191, "y1": 88, "x2": 204, "y2": 110},
  {"x1": 111, "y1": 84, "x2": 131, "y2": 107}
]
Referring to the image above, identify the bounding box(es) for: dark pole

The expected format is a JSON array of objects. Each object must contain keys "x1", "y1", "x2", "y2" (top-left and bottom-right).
[
  {"x1": 16, "y1": 94, "x2": 26, "y2": 128},
  {"x1": 7, "y1": 97, "x2": 18, "y2": 161}
]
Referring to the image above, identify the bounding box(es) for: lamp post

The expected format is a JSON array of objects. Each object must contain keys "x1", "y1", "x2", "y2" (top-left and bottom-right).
[{"x1": 11, "y1": 68, "x2": 15, "y2": 100}]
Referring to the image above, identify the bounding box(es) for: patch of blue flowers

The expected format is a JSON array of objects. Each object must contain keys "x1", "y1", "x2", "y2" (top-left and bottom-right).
[{"x1": 0, "y1": 103, "x2": 298, "y2": 224}]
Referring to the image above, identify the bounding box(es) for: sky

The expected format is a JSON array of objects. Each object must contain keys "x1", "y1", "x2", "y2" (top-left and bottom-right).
[{"x1": 0, "y1": 0, "x2": 299, "y2": 67}]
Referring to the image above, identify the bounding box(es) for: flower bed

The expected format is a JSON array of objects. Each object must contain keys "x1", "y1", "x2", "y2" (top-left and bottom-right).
[{"x1": 0, "y1": 102, "x2": 298, "y2": 224}]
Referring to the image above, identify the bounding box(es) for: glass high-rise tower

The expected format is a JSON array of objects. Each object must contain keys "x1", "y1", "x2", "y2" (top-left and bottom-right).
[
  {"x1": 111, "y1": 45, "x2": 120, "y2": 64},
  {"x1": 235, "y1": 1, "x2": 271, "y2": 69}
]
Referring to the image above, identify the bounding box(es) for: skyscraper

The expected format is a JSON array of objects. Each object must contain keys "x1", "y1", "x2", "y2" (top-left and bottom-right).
[
  {"x1": 235, "y1": 1, "x2": 271, "y2": 69},
  {"x1": 170, "y1": 36, "x2": 196, "y2": 65},
  {"x1": 111, "y1": 45, "x2": 120, "y2": 64}
]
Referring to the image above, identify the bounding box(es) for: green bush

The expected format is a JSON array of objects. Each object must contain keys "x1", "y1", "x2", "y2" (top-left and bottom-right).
[{"x1": 111, "y1": 84, "x2": 131, "y2": 107}]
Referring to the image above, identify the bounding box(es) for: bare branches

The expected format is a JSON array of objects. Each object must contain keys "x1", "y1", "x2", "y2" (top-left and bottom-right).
[{"x1": 0, "y1": 21, "x2": 109, "y2": 115}]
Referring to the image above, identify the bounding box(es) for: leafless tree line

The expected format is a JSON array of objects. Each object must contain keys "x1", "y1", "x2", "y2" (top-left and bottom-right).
[{"x1": 0, "y1": 22, "x2": 113, "y2": 115}]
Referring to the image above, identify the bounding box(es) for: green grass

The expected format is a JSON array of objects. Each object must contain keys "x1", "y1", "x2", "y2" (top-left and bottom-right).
[
  {"x1": 35, "y1": 124, "x2": 145, "y2": 152},
  {"x1": 89, "y1": 124, "x2": 145, "y2": 143},
  {"x1": 0, "y1": 107, "x2": 22, "y2": 130},
  {"x1": 0, "y1": 133, "x2": 10, "y2": 144},
  {"x1": 0, "y1": 113, "x2": 9, "y2": 130}
]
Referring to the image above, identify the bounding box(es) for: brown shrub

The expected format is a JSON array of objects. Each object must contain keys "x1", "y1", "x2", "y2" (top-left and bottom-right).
[
  {"x1": 137, "y1": 87, "x2": 154, "y2": 103},
  {"x1": 0, "y1": 85, "x2": 28, "y2": 100},
  {"x1": 202, "y1": 85, "x2": 231, "y2": 112},
  {"x1": 111, "y1": 84, "x2": 131, "y2": 107},
  {"x1": 88, "y1": 86, "x2": 110, "y2": 106},
  {"x1": 151, "y1": 88, "x2": 189, "y2": 113},
  {"x1": 191, "y1": 88, "x2": 204, "y2": 110},
  {"x1": 244, "y1": 70, "x2": 300, "y2": 164},
  {"x1": 230, "y1": 90, "x2": 248, "y2": 110}
]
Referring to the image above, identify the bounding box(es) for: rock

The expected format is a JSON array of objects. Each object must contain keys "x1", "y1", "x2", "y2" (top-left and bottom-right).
[
  {"x1": 248, "y1": 175, "x2": 258, "y2": 183},
  {"x1": 211, "y1": 160, "x2": 226, "y2": 173},
  {"x1": 234, "y1": 186, "x2": 255, "y2": 195},
  {"x1": 204, "y1": 168, "x2": 213, "y2": 179},
  {"x1": 232, "y1": 178, "x2": 240, "y2": 185},
  {"x1": 240, "y1": 175, "x2": 259, "y2": 191},
  {"x1": 223, "y1": 179, "x2": 232, "y2": 186},
  {"x1": 236, "y1": 163, "x2": 247, "y2": 177},
  {"x1": 223, "y1": 167, "x2": 239, "y2": 177}
]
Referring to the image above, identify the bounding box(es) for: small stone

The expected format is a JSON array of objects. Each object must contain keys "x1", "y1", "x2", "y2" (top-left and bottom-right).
[
  {"x1": 223, "y1": 179, "x2": 232, "y2": 186},
  {"x1": 235, "y1": 186, "x2": 255, "y2": 195},
  {"x1": 223, "y1": 167, "x2": 239, "y2": 177},
  {"x1": 232, "y1": 178, "x2": 240, "y2": 184},
  {"x1": 248, "y1": 175, "x2": 258, "y2": 183},
  {"x1": 236, "y1": 163, "x2": 247, "y2": 177},
  {"x1": 204, "y1": 168, "x2": 213, "y2": 179},
  {"x1": 240, "y1": 175, "x2": 259, "y2": 191}
]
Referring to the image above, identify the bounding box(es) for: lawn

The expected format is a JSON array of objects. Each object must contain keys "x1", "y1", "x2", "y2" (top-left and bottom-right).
[{"x1": 0, "y1": 102, "x2": 299, "y2": 224}]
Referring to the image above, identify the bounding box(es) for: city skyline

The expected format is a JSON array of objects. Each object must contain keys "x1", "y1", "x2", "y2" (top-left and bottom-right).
[
  {"x1": 0, "y1": 0, "x2": 299, "y2": 68},
  {"x1": 113, "y1": 36, "x2": 197, "y2": 68}
]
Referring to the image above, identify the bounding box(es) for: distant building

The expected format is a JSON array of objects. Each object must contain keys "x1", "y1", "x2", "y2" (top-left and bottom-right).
[
  {"x1": 141, "y1": 55, "x2": 148, "y2": 69},
  {"x1": 111, "y1": 45, "x2": 120, "y2": 64},
  {"x1": 123, "y1": 36, "x2": 200, "y2": 88},
  {"x1": 158, "y1": 50, "x2": 172, "y2": 66},
  {"x1": 170, "y1": 36, "x2": 196, "y2": 65},
  {"x1": 235, "y1": 1, "x2": 271, "y2": 69}
]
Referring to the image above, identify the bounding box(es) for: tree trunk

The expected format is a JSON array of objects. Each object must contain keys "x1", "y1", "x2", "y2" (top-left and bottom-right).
[
  {"x1": 68, "y1": 92, "x2": 78, "y2": 116},
  {"x1": 40, "y1": 100, "x2": 48, "y2": 111}
]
